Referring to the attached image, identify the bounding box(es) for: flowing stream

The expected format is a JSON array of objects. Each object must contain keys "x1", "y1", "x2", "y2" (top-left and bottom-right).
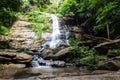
[{"x1": 31, "y1": 14, "x2": 70, "y2": 68}]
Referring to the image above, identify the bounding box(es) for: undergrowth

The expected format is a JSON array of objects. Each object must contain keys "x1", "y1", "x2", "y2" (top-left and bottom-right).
[{"x1": 68, "y1": 38, "x2": 107, "y2": 69}]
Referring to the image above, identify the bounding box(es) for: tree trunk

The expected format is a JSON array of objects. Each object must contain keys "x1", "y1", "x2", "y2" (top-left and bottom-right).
[{"x1": 107, "y1": 23, "x2": 110, "y2": 39}]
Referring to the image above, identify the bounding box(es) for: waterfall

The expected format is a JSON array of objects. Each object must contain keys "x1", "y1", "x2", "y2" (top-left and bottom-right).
[
  {"x1": 31, "y1": 14, "x2": 69, "y2": 68},
  {"x1": 49, "y1": 14, "x2": 61, "y2": 48},
  {"x1": 42, "y1": 14, "x2": 69, "y2": 49}
]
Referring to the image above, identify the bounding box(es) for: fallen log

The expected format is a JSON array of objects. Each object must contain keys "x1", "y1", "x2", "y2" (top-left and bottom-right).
[
  {"x1": 78, "y1": 34, "x2": 110, "y2": 47},
  {"x1": 94, "y1": 39, "x2": 120, "y2": 54}
]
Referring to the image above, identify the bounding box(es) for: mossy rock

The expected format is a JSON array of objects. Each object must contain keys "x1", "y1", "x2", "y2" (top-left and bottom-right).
[
  {"x1": 97, "y1": 56, "x2": 120, "y2": 70},
  {"x1": 75, "y1": 55, "x2": 107, "y2": 69},
  {"x1": 108, "y1": 49, "x2": 120, "y2": 58}
]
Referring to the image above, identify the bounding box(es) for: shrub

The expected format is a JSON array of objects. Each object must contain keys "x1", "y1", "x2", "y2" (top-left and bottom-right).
[
  {"x1": 69, "y1": 38, "x2": 80, "y2": 46},
  {"x1": 69, "y1": 46, "x2": 94, "y2": 60},
  {"x1": 78, "y1": 55, "x2": 107, "y2": 69},
  {"x1": 0, "y1": 23, "x2": 9, "y2": 35},
  {"x1": 25, "y1": 11, "x2": 50, "y2": 38}
]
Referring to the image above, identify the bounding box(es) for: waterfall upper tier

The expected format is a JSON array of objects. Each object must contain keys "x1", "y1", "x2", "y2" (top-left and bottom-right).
[{"x1": 41, "y1": 14, "x2": 70, "y2": 49}]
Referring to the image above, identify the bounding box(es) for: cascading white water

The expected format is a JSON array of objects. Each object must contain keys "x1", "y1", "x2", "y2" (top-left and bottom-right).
[
  {"x1": 41, "y1": 14, "x2": 69, "y2": 49},
  {"x1": 31, "y1": 14, "x2": 69, "y2": 68},
  {"x1": 49, "y1": 14, "x2": 61, "y2": 48}
]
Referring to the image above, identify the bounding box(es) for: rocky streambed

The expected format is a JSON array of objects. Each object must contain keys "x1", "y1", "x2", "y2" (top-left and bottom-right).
[
  {"x1": 0, "y1": 65, "x2": 120, "y2": 80},
  {"x1": 0, "y1": 48, "x2": 120, "y2": 80}
]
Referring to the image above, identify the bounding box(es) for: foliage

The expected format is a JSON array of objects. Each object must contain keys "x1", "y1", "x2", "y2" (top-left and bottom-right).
[
  {"x1": 24, "y1": 0, "x2": 51, "y2": 12},
  {"x1": 25, "y1": 11, "x2": 50, "y2": 38},
  {"x1": 0, "y1": 0, "x2": 23, "y2": 34},
  {"x1": 59, "y1": 0, "x2": 120, "y2": 38},
  {"x1": 45, "y1": 2, "x2": 58, "y2": 14},
  {"x1": 70, "y1": 46, "x2": 94, "y2": 59},
  {"x1": 59, "y1": 0, "x2": 78, "y2": 16},
  {"x1": 0, "y1": 0, "x2": 23, "y2": 11},
  {"x1": 29, "y1": 0, "x2": 50, "y2": 8},
  {"x1": 69, "y1": 38, "x2": 93, "y2": 59},
  {"x1": 68, "y1": 38, "x2": 107, "y2": 69},
  {"x1": 109, "y1": 49, "x2": 120, "y2": 54},
  {"x1": 111, "y1": 49, "x2": 120, "y2": 53},
  {"x1": 77, "y1": 55, "x2": 107, "y2": 69},
  {"x1": 69, "y1": 38, "x2": 80, "y2": 46},
  {"x1": 0, "y1": 23, "x2": 9, "y2": 35}
]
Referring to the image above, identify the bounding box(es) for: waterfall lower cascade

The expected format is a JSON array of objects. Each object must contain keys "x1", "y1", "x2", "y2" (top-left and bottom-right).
[{"x1": 31, "y1": 14, "x2": 70, "y2": 68}]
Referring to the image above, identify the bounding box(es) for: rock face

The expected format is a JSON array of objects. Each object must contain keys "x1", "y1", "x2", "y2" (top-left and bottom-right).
[
  {"x1": 40, "y1": 49, "x2": 54, "y2": 59},
  {"x1": 97, "y1": 56, "x2": 120, "y2": 70},
  {"x1": 0, "y1": 36, "x2": 11, "y2": 49},
  {"x1": 40, "y1": 47, "x2": 70, "y2": 60},
  {"x1": 0, "y1": 51, "x2": 32, "y2": 63},
  {"x1": 69, "y1": 26, "x2": 84, "y2": 39},
  {"x1": 70, "y1": 26, "x2": 81, "y2": 33},
  {"x1": 9, "y1": 20, "x2": 39, "y2": 51},
  {"x1": 52, "y1": 47, "x2": 70, "y2": 60}
]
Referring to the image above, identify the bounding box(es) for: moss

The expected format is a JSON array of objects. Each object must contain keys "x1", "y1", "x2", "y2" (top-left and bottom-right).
[
  {"x1": 0, "y1": 23, "x2": 9, "y2": 35},
  {"x1": 75, "y1": 55, "x2": 107, "y2": 69},
  {"x1": 110, "y1": 49, "x2": 120, "y2": 53},
  {"x1": 69, "y1": 38, "x2": 80, "y2": 46},
  {"x1": 69, "y1": 46, "x2": 94, "y2": 58}
]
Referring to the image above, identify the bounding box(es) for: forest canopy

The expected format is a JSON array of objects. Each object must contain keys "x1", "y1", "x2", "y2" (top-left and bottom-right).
[
  {"x1": 59, "y1": 0, "x2": 120, "y2": 39},
  {"x1": 0, "y1": 0, "x2": 23, "y2": 34},
  {"x1": 0, "y1": 0, "x2": 120, "y2": 39}
]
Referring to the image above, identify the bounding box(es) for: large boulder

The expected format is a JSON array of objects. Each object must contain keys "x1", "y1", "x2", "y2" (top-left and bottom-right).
[
  {"x1": 40, "y1": 49, "x2": 54, "y2": 59},
  {"x1": 62, "y1": 16, "x2": 76, "y2": 25},
  {"x1": 70, "y1": 32, "x2": 82, "y2": 39},
  {"x1": 97, "y1": 56, "x2": 120, "y2": 70},
  {"x1": 51, "y1": 61, "x2": 66, "y2": 67},
  {"x1": 70, "y1": 26, "x2": 81, "y2": 33},
  {"x1": 0, "y1": 51, "x2": 33, "y2": 64},
  {"x1": 40, "y1": 46, "x2": 69, "y2": 59},
  {"x1": 52, "y1": 47, "x2": 70, "y2": 60},
  {"x1": 69, "y1": 26, "x2": 84, "y2": 39},
  {"x1": 107, "y1": 49, "x2": 120, "y2": 58}
]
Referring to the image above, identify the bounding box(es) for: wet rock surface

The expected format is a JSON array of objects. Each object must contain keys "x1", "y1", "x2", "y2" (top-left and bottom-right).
[
  {"x1": 40, "y1": 46, "x2": 70, "y2": 60},
  {"x1": 51, "y1": 61, "x2": 66, "y2": 67},
  {"x1": 0, "y1": 65, "x2": 120, "y2": 80},
  {"x1": 69, "y1": 26, "x2": 83, "y2": 39}
]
